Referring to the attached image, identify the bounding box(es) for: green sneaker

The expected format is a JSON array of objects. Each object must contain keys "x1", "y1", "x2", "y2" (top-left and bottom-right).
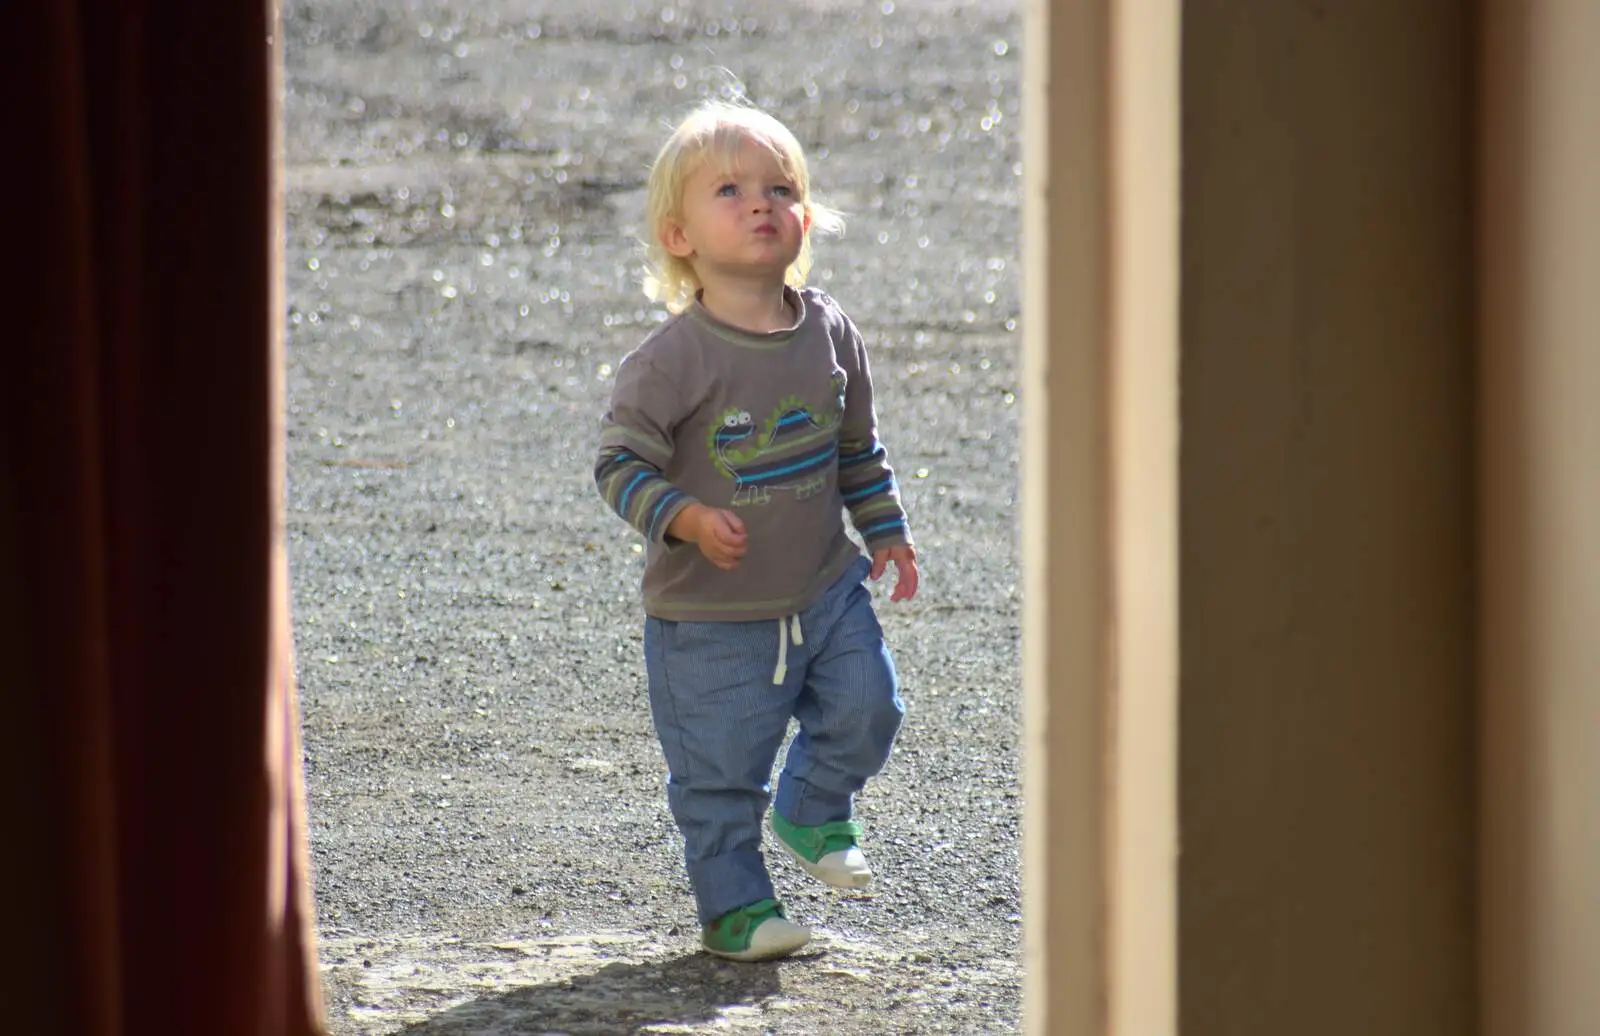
[
  {"x1": 700, "y1": 899, "x2": 811, "y2": 962},
  {"x1": 770, "y1": 813, "x2": 873, "y2": 889}
]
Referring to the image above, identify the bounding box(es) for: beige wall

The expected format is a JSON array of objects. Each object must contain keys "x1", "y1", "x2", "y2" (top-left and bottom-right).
[
  {"x1": 1022, "y1": 0, "x2": 1113, "y2": 1030},
  {"x1": 1027, "y1": 2, "x2": 1600, "y2": 1034},
  {"x1": 1022, "y1": 0, "x2": 1179, "y2": 1032},
  {"x1": 1178, "y1": 2, "x2": 1476, "y2": 1033},
  {"x1": 1481, "y1": 4, "x2": 1600, "y2": 1035}
]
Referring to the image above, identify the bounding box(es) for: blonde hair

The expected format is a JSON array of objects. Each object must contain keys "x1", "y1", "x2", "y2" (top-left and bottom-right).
[{"x1": 643, "y1": 100, "x2": 843, "y2": 313}]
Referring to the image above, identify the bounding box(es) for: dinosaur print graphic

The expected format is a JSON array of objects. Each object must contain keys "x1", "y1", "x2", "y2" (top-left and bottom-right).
[{"x1": 707, "y1": 393, "x2": 841, "y2": 507}]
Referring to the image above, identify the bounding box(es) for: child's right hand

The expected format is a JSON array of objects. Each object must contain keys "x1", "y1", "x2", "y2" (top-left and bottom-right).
[{"x1": 670, "y1": 503, "x2": 748, "y2": 570}]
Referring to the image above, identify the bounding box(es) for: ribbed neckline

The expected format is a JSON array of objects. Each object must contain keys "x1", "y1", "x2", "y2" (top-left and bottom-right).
[{"x1": 686, "y1": 286, "x2": 807, "y2": 349}]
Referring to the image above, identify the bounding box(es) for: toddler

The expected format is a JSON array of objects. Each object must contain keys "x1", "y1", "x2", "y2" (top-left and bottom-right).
[{"x1": 594, "y1": 99, "x2": 918, "y2": 961}]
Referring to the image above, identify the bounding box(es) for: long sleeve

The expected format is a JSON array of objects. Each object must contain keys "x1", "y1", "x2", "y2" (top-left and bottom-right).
[
  {"x1": 594, "y1": 447, "x2": 694, "y2": 543},
  {"x1": 834, "y1": 313, "x2": 912, "y2": 552},
  {"x1": 594, "y1": 353, "x2": 698, "y2": 544}
]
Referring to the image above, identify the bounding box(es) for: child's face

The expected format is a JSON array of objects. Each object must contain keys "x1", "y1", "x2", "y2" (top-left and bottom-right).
[{"x1": 662, "y1": 136, "x2": 810, "y2": 285}]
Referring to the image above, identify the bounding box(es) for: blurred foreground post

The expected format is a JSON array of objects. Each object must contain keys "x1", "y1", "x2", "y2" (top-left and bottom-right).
[{"x1": 5, "y1": 2, "x2": 325, "y2": 1033}]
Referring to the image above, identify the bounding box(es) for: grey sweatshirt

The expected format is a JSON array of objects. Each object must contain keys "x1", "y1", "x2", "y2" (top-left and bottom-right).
[{"x1": 595, "y1": 286, "x2": 911, "y2": 621}]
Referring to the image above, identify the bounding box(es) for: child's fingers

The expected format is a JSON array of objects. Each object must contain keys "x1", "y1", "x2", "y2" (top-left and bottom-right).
[
  {"x1": 892, "y1": 558, "x2": 920, "y2": 601},
  {"x1": 870, "y1": 552, "x2": 887, "y2": 581},
  {"x1": 713, "y1": 511, "x2": 747, "y2": 545},
  {"x1": 707, "y1": 532, "x2": 745, "y2": 569}
]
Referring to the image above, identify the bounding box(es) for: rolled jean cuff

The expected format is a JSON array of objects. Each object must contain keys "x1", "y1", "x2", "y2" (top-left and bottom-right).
[
  {"x1": 774, "y1": 776, "x2": 853, "y2": 828},
  {"x1": 687, "y1": 847, "x2": 775, "y2": 924}
]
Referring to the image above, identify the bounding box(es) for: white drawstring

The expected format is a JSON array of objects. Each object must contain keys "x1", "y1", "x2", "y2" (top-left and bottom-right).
[{"x1": 772, "y1": 614, "x2": 805, "y2": 684}]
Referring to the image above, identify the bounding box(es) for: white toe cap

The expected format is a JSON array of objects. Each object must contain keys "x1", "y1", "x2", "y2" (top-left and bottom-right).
[
  {"x1": 747, "y1": 917, "x2": 812, "y2": 959},
  {"x1": 816, "y1": 847, "x2": 872, "y2": 888}
]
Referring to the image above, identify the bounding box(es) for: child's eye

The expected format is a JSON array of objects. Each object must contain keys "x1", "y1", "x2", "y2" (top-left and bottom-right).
[
  {"x1": 715, "y1": 183, "x2": 738, "y2": 197},
  {"x1": 771, "y1": 184, "x2": 794, "y2": 197}
]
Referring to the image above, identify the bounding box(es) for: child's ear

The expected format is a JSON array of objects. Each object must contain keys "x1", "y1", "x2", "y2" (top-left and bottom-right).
[{"x1": 661, "y1": 220, "x2": 695, "y2": 259}]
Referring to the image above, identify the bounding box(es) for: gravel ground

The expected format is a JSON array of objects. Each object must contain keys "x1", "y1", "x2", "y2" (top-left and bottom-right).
[{"x1": 283, "y1": 1, "x2": 1022, "y2": 1031}]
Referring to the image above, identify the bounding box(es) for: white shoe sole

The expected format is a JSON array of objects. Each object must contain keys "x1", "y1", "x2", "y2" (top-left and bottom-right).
[
  {"x1": 775, "y1": 833, "x2": 873, "y2": 890},
  {"x1": 703, "y1": 917, "x2": 812, "y2": 961}
]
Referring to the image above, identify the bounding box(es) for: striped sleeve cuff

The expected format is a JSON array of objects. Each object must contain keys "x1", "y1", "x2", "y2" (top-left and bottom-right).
[{"x1": 595, "y1": 447, "x2": 697, "y2": 544}]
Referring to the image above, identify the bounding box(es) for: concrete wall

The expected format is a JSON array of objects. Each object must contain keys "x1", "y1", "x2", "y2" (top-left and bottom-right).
[
  {"x1": 1480, "y1": 4, "x2": 1600, "y2": 1035},
  {"x1": 1179, "y1": 3, "x2": 1477, "y2": 1033}
]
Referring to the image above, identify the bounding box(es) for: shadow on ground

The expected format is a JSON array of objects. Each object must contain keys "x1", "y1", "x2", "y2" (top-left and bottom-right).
[{"x1": 396, "y1": 951, "x2": 790, "y2": 1035}]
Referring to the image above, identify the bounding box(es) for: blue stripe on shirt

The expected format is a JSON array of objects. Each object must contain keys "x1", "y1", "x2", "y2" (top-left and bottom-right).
[
  {"x1": 842, "y1": 476, "x2": 892, "y2": 503},
  {"x1": 742, "y1": 447, "x2": 837, "y2": 483},
  {"x1": 595, "y1": 450, "x2": 635, "y2": 481},
  {"x1": 645, "y1": 488, "x2": 685, "y2": 540},
  {"x1": 860, "y1": 517, "x2": 906, "y2": 538},
  {"x1": 617, "y1": 470, "x2": 652, "y2": 515},
  {"x1": 839, "y1": 443, "x2": 882, "y2": 461}
]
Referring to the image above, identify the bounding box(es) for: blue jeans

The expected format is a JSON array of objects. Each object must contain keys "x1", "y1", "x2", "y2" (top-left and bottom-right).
[{"x1": 644, "y1": 556, "x2": 904, "y2": 924}]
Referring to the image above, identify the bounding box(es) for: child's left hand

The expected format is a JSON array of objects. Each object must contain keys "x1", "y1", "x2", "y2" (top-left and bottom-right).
[{"x1": 870, "y1": 544, "x2": 920, "y2": 603}]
